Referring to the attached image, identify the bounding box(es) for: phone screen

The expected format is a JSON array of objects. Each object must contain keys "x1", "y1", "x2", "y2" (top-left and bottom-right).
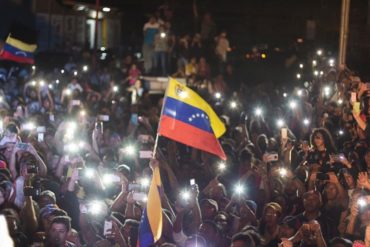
[{"x1": 130, "y1": 114, "x2": 138, "y2": 125}]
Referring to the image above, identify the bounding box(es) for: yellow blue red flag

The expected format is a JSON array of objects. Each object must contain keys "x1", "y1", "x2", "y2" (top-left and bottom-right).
[
  {"x1": 158, "y1": 78, "x2": 226, "y2": 160},
  {"x1": 137, "y1": 167, "x2": 163, "y2": 246}
]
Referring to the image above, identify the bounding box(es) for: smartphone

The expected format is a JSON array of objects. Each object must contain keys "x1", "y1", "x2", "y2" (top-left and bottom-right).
[
  {"x1": 49, "y1": 114, "x2": 55, "y2": 122},
  {"x1": 72, "y1": 100, "x2": 81, "y2": 106},
  {"x1": 281, "y1": 128, "x2": 288, "y2": 139},
  {"x1": 138, "y1": 135, "x2": 151, "y2": 143},
  {"x1": 190, "y1": 179, "x2": 196, "y2": 186},
  {"x1": 133, "y1": 192, "x2": 147, "y2": 202},
  {"x1": 128, "y1": 183, "x2": 141, "y2": 191},
  {"x1": 331, "y1": 154, "x2": 345, "y2": 162},
  {"x1": 103, "y1": 220, "x2": 113, "y2": 236},
  {"x1": 130, "y1": 114, "x2": 138, "y2": 125},
  {"x1": 351, "y1": 92, "x2": 357, "y2": 103},
  {"x1": 98, "y1": 115, "x2": 110, "y2": 122},
  {"x1": 316, "y1": 172, "x2": 330, "y2": 180},
  {"x1": 37, "y1": 126, "x2": 46, "y2": 133},
  {"x1": 265, "y1": 153, "x2": 279, "y2": 162},
  {"x1": 139, "y1": 150, "x2": 153, "y2": 159},
  {"x1": 37, "y1": 133, "x2": 44, "y2": 142},
  {"x1": 16, "y1": 143, "x2": 29, "y2": 151},
  {"x1": 353, "y1": 102, "x2": 361, "y2": 114}
]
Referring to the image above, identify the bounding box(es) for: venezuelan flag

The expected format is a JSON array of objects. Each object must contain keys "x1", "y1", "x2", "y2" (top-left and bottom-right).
[
  {"x1": 0, "y1": 23, "x2": 37, "y2": 64},
  {"x1": 158, "y1": 78, "x2": 226, "y2": 160},
  {"x1": 137, "y1": 167, "x2": 163, "y2": 247}
]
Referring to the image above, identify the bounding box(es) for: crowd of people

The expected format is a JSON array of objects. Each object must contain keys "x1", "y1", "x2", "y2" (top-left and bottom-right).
[{"x1": 0, "y1": 5, "x2": 369, "y2": 247}]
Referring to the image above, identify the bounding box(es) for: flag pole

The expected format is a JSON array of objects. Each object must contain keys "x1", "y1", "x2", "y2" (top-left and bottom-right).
[{"x1": 152, "y1": 77, "x2": 172, "y2": 158}]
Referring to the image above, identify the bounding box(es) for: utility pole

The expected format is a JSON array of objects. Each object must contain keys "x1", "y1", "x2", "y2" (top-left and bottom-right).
[
  {"x1": 338, "y1": 0, "x2": 350, "y2": 66},
  {"x1": 93, "y1": 0, "x2": 100, "y2": 67}
]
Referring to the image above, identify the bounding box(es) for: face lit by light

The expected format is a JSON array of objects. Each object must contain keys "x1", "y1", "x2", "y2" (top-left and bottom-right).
[
  {"x1": 276, "y1": 119, "x2": 285, "y2": 127},
  {"x1": 255, "y1": 108, "x2": 263, "y2": 116},
  {"x1": 303, "y1": 118, "x2": 310, "y2": 126},
  {"x1": 215, "y1": 92, "x2": 222, "y2": 99}
]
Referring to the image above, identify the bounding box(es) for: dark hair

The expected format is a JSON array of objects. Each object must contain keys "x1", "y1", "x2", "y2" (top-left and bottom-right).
[
  {"x1": 328, "y1": 237, "x2": 353, "y2": 247},
  {"x1": 202, "y1": 220, "x2": 221, "y2": 235},
  {"x1": 231, "y1": 232, "x2": 255, "y2": 246},
  {"x1": 310, "y1": 128, "x2": 337, "y2": 153},
  {"x1": 50, "y1": 216, "x2": 71, "y2": 232}
]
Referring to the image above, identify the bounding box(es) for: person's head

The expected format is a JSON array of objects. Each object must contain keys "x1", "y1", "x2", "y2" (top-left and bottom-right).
[
  {"x1": 46, "y1": 216, "x2": 71, "y2": 246},
  {"x1": 208, "y1": 183, "x2": 227, "y2": 200},
  {"x1": 231, "y1": 232, "x2": 256, "y2": 247},
  {"x1": 185, "y1": 234, "x2": 207, "y2": 247},
  {"x1": 38, "y1": 190, "x2": 56, "y2": 209},
  {"x1": 200, "y1": 199, "x2": 218, "y2": 220},
  {"x1": 149, "y1": 16, "x2": 156, "y2": 24},
  {"x1": 197, "y1": 220, "x2": 220, "y2": 245},
  {"x1": 339, "y1": 168, "x2": 355, "y2": 189},
  {"x1": 310, "y1": 128, "x2": 337, "y2": 153},
  {"x1": 278, "y1": 216, "x2": 296, "y2": 239},
  {"x1": 238, "y1": 148, "x2": 254, "y2": 173},
  {"x1": 262, "y1": 202, "x2": 282, "y2": 227},
  {"x1": 122, "y1": 219, "x2": 139, "y2": 244},
  {"x1": 303, "y1": 191, "x2": 322, "y2": 213},
  {"x1": 214, "y1": 212, "x2": 229, "y2": 232},
  {"x1": 324, "y1": 182, "x2": 339, "y2": 201}
]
